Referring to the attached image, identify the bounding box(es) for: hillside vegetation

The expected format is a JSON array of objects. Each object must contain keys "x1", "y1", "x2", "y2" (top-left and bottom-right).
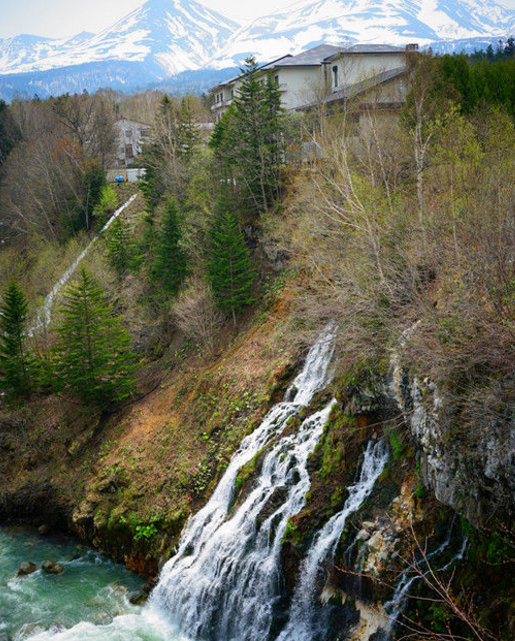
[{"x1": 0, "y1": 51, "x2": 515, "y2": 640}]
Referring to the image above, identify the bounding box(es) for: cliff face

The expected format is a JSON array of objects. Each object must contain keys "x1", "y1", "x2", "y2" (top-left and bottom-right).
[{"x1": 392, "y1": 366, "x2": 515, "y2": 528}]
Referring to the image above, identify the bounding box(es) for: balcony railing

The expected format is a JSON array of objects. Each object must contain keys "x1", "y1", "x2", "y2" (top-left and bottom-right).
[{"x1": 211, "y1": 98, "x2": 234, "y2": 111}]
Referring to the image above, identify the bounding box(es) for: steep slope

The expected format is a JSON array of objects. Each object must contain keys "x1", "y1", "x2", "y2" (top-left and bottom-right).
[
  {"x1": 212, "y1": 0, "x2": 515, "y2": 67},
  {"x1": 0, "y1": 0, "x2": 239, "y2": 77}
]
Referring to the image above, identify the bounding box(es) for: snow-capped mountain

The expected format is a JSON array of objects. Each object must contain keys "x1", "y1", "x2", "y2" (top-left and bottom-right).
[
  {"x1": 0, "y1": 0, "x2": 513, "y2": 101},
  {"x1": 212, "y1": 0, "x2": 515, "y2": 68},
  {"x1": 0, "y1": 32, "x2": 94, "y2": 75},
  {"x1": 0, "y1": 0, "x2": 239, "y2": 77}
]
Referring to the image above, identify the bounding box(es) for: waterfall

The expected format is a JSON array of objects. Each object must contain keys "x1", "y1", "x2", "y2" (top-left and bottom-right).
[
  {"x1": 277, "y1": 439, "x2": 389, "y2": 641},
  {"x1": 23, "y1": 326, "x2": 387, "y2": 641},
  {"x1": 30, "y1": 194, "x2": 137, "y2": 332},
  {"x1": 151, "y1": 326, "x2": 336, "y2": 641}
]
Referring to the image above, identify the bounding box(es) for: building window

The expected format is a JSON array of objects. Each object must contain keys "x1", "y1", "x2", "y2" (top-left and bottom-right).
[
  {"x1": 230, "y1": 90, "x2": 234, "y2": 99},
  {"x1": 332, "y1": 65, "x2": 338, "y2": 88},
  {"x1": 275, "y1": 75, "x2": 279, "y2": 86}
]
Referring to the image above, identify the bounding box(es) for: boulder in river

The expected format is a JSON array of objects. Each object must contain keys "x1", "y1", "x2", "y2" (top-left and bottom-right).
[
  {"x1": 128, "y1": 589, "x2": 148, "y2": 605},
  {"x1": 42, "y1": 561, "x2": 65, "y2": 575},
  {"x1": 142, "y1": 581, "x2": 155, "y2": 595},
  {"x1": 17, "y1": 561, "x2": 38, "y2": 576}
]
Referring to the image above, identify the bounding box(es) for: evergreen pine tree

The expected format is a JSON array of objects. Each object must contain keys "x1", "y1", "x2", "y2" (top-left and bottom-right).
[
  {"x1": 152, "y1": 200, "x2": 189, "y2": 296},
  {"x1": 0, "y1": 281, "x2": 34, "y2": 398},
  {"x1": 105, "y1": 215, "x2": 136, "y2": 282},
  {"x1": 210, "y1": 57, "x2": 285, "y2": 218},
  {"x1": 0, "y1": 99, "x2": 15, "y2": 167},
  {"x1": 207, "y1": 200, "x2": 254, "y2": 326},
  {"x1": 54, "y1": 269, "x2": 136, "y2": 406},
  {"x1": 178, "y1": 95, "x2": 200, "y2": 164}
]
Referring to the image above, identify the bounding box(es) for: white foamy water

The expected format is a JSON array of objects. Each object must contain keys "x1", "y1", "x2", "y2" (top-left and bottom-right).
[
  {"x1": 277, "y1": 439, "x2": 390, "y2": 641},
  {"x1": 151, "y1": 326, "x2": 337, "y2": 640}
]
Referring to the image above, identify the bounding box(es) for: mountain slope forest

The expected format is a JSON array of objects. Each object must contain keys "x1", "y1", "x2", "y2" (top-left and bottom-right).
[{"x1": 1, "y1": 51, "x2": 515, "y2": 640}]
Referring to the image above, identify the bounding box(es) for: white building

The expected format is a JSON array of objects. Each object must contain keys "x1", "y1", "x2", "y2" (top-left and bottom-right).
[
  {"x1": 211, "y1": 46, "x2": 340, "y2": 121},
  {"x1": 210, "y1": 43, "x2": 418, "y2": 119},
  {"x1": 114, "y1": 117, "x2": 152, "y2": 167}
]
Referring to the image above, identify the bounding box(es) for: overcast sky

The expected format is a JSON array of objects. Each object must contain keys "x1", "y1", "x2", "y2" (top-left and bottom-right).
[{"x1": 0, "y1": 0, "x2": 514, "y2": 39}]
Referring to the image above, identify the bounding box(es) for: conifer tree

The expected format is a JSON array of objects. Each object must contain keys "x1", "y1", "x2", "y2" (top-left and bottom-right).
[
  {"x1": 0, "y1": 281, "x2": 34, "y2": 398},
  {"x1": 152, "y1": 200, "x2": 189, "y2": 296},
  {"x1": 178, "y1": 95, "x2": 200, "y2": 165},
  {"x1": 210, "y1": 57, "x2": 286, "y2": 218},
  {"x1": 207, "y1": 201, "x2": 254, "y2": 326},
  {"x1": 105, "y1": 215, "x2": 136, "y2": 281},
  {"x1": 54, "y1": 269, "x2": 136, "y2": 406}
]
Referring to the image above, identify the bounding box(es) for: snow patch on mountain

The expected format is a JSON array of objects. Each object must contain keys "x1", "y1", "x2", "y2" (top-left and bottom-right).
[
  {"x1": 0, "y1": 0, "x2": 239, "y2": 77},
  {"x1": 0, "y1": 32, "x2": 94, "y2": 74},
  {"x1": 211, "y1": 0, "x2": 515, "y2": 68}
]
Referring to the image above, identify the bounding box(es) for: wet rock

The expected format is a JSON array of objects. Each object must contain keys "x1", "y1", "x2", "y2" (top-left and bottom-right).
[
  {"x1": 128, "y1": 589, "x2": 148, "y2": 605},
  {"x1": 256, "y1": 486, "x2": 289, "y2": 528},
  {"x1": 142, "y1": 581, "x2": 156, "y2": 595},
  {"x1": 42, "y1": 561, "x2": 65, "y2": 575},
  {"x1": 17, "y1": 561, "x2": 38, "y2": 576},
  {"x1": 16, "y1": 624, "x2": 45, "y2": 637}
]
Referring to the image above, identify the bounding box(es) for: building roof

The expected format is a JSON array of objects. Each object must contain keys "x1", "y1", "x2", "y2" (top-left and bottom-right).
[
  {"x1": 323, "y1": 44, "x2": 407, "y2": 62},
  {"x1": 210, "y1": 54, "x2": 293, "y2": 91},
  {"x1": 273, "y1": 44, "x2": 341, "y2": 68},
  {"x1": 298, "y1": 66, "x2": 406, "y2": 110},
  {"x1": 114, "y1": 117, "x2": 151, "y2": 128},
  {"x1": 260, "y1": 54, "x2": 294, "y2": 70},
  {"x1": 209, "y1": 42, "x2": 415, "y2": 94}
]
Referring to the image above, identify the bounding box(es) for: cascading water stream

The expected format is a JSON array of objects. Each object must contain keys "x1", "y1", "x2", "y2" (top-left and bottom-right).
[
  {"x1": 30, "y1": 194, "x2": 137, "y2": 332},
  {"x1": 154, "y1": 401, "x2": 336, "y2": 640},
  {"x1": 151, "y1": 326, "x2": 337, "y2": 641},
  {"x1": 276, "y1": 439, "x2": 390, "y2": 641}
]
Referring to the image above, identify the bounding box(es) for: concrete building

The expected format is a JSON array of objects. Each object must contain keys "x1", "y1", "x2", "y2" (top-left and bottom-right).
[
  {"x1": 210, "y1": 46, "x2": 340, "y2": 121},
  {"x1": 114, "y1": 117, "x2": 151, "y2": 167},
  {"x1": 210, "y1": 43, "x2": 418, "y2": 120}
]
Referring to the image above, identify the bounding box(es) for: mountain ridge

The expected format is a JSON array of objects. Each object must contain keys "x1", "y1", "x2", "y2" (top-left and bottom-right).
[{"x1": 0, "y1": 0, "x2": 513, "y2": 100}]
